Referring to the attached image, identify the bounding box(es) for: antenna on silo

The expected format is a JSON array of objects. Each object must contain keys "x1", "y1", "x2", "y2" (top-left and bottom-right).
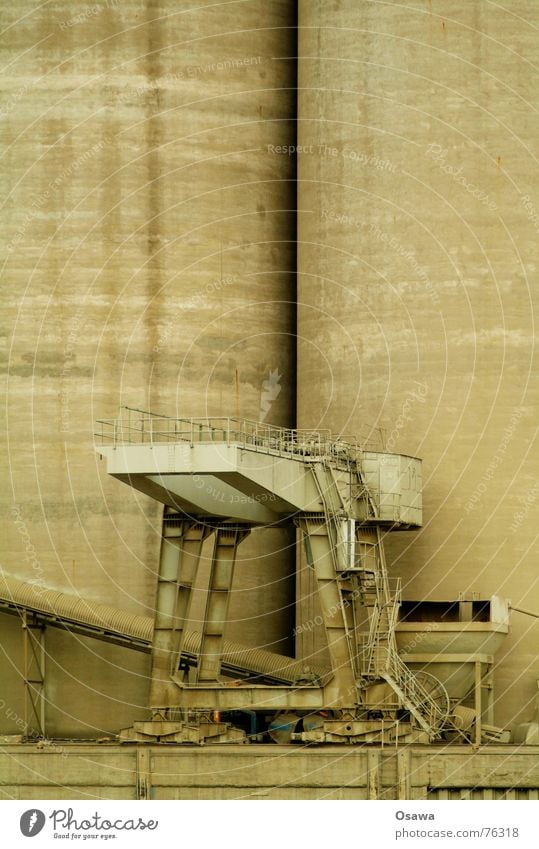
[{"x1": 235, "y1": 368, "x2": 241, "y2": 418}]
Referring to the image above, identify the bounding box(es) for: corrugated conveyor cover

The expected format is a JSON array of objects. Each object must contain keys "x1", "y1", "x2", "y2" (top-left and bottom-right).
[
  {"x1": 0, "y1": 573, "x2": 329, "y2": 685},
  {"x1": 0, "y1": 572, "x2": 152, "y2": 642}
]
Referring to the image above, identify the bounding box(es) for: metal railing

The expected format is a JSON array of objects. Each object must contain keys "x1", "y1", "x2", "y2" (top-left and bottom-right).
[
  {"x1": 95, "y1": 406, "x2": 382, "y2": 464},
  {"x1": 361, "y1": 567, "x2": 449, "y2": 736}
]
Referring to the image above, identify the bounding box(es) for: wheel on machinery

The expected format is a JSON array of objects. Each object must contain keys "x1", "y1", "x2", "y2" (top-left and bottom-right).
[{"x1": 412, "y1": 670, "x2": 451, "y2": 732}]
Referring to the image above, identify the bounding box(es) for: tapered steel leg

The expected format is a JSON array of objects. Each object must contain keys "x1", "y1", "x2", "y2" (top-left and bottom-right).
[
  {"x1": 299, "y1": 518, "x2": 357, "y2": 704},
  {"x1": 196, "y1": 526, "x2": 250, "y2": 683},
  {"x1": 150, "y1": 513, "x2": 210, "y2": 710}
]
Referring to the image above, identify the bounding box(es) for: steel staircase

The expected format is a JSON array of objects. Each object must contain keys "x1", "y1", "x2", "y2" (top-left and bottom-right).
[{"x1": 311, "y1": 464, "x2": 448, "y2": 738}]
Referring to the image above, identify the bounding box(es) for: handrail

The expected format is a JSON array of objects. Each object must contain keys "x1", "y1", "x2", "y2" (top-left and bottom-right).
[{"x1": 94, "y1": 407, "x2": 383, "y2": 463}]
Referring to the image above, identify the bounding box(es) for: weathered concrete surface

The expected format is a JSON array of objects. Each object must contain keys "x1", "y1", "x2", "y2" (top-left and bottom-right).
[
  {"x1": 1, "y1": 1, "x2": 297, "y2": 736},
  {"x1": 297, "y1": 0, "x2": 539, "y2": 730},
  {"x1": 0, "y1": 744, "x2": 538, "y2": 800}
]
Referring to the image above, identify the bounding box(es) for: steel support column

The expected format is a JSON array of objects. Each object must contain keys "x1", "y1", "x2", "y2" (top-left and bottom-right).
[
  {"x1": 196, "y1": 526, "x2": 250, "y2": 683},
  {"x1": 150, "y1": 513, "x2": 210, "y2": 710},
  {"x1": 22, "y1": 611, "x2": 45, "y2": 738},
  {"x1": 299, "y1": 518, "x2": 358, "y2": 705},
  {"x1": 474, "y1": 660, "x2": 482, "y2": 746}
]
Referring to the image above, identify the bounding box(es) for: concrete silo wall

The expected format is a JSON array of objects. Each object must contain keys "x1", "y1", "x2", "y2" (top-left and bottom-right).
[
  {"x1": 296, "y1": 0, "x2": 539, "y2": 729},
  {"x1": 2, "y1": 0, "x2": 297, "y2": 736}
]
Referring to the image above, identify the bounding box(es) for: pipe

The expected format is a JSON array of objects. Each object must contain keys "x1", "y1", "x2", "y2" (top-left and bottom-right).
[
  {"x1": 509, "y1": 605, "x2": 539, "y2": 619},
  {"x1": 0, "y1": 573, "x2": 329, "y2": 684}
]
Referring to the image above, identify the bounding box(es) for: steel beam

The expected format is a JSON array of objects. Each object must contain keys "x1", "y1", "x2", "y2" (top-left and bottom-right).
[
  {"x1": 299, "y1": 518, "x2": 358, "y2": 704},
  {"x1": 22, "y1": 612, "x2": 45, "y2": 738},
  {"x1": 147, "y1": 684, "x2": 326, "y2": 710},
  {"x1": 195, "y1": 526, "x2": 250, "y2": 683},
  {"x1": 150, "y1": 515, "x2": 210, "y2": 709}
]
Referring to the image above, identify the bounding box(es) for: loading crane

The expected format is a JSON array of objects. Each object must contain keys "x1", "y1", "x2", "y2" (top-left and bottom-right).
[{"x1": 95, "y1": 407, "x2": 454, "y2": 745}]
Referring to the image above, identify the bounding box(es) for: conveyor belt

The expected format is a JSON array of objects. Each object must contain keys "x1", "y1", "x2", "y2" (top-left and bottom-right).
[{"x1": 0, "y1": 573, "x2": 329, "y2": 685}]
